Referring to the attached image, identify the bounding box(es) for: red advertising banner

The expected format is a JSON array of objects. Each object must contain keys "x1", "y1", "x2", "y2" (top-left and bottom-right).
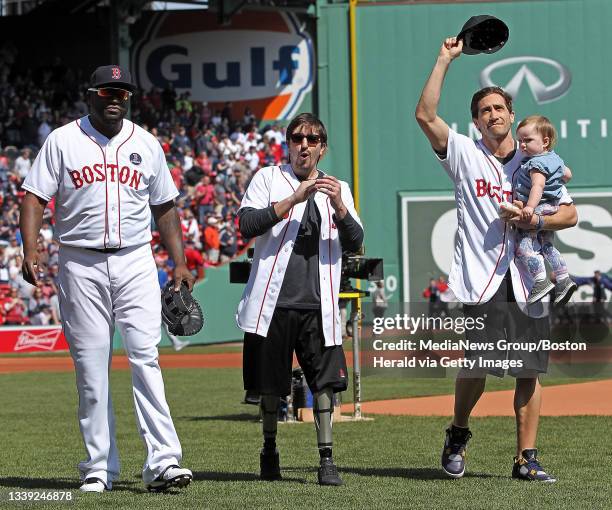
[{"x1": 0, "y1": 326, "x2": 69, "y2": 353}]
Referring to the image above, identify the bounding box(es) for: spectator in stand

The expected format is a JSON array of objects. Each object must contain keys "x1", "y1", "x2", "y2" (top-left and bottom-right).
[
  {"x1": 47, "y1": 241, "x2": 59, "y2": 267},
  {"x1": 184, "y1": 240, "x2": 205, "y2": 279},
  {"x1": 48, "y1": 263, "x2": 60, "y2": 287},
  {"x1": 219, "y1": 213, "x2": 238, "y2": 263},
  {"x1": 231, "y1": 125, "x2": 247, "y2": 146},
  {"x1": 0, "y1": 246, "x2": 9, "y2": 283},
  {"x1": 216, "y1": 155, "x2": 230, "y2": 176},
  {"x1": 243, "y1": 107, "x2": 256, "y2": 126},
  {"x1": 183, "y1": 147, "x2": 194, "y2": 172},
  {"x1": 181, "y1": 208, "x2": 201, "y2": 249},
  {"x1": 204, "y1": 216, "x2": 221, "y2": 264},
  {"x1": 264, "y1": 122, "x2": 283, "y2": 145},
  {"x1": 30, "y1": 304, "x2": 55, "y2": 326},
  {"x1": 157, "y1": 258, "x2": 169, "y2": 288},
  {"x1": 169, "y1": 157, "x2": 184, "y2": 192},
  {"x1": 195, "y1": 175, "x2": 216, "y2": 225},
  {"x1": 175, "y1": 91, "x2": 192, "y2": 114},
  {"x1": 211, "y1": 110, "x2": 222, "y2": 127},
  {"x1": 172, "y1": 126, "x2": 191, "y2": 159},
  {"x1": 5, "y1": 235, "x2": 21, "y2": 259},
  {"x1": 245, "y1": 145, "x2": 260, "y2": 172},
  {"x1": 213, "y1": 175, "x2": 227, "y2": 214},
  {"x1": 14, "y1": 148, "x2": 32, "y2": 180},
  {"x1": 200, "y1": 101, "x2": 211, "y2": 125},
  {"x1": 39, "y1": 219, "x2": 53, "y2": 244},
  {"x1": 195, "y1": 151, "x2": 213, "y2": 176},
  {"x1": 21, "y1": 107, "x2": 39, "y2": 149},
  {"x1": 38, "y1": 112, "x2": 53, "y2": 146},
  {"x1": 28, "y1": 287, "x2": 48, "y2": 316},
  {"x1": 8, "y1": 254, "x2": 22, "y2": 281},
  {"x1": 3, "y1": 286, "x2": 28, "y2": 324}
]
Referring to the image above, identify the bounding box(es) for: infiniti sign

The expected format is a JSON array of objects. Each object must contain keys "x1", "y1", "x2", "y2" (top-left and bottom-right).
[{"x1": 480, "y1": 56, "x2": 572, "y2": 104}]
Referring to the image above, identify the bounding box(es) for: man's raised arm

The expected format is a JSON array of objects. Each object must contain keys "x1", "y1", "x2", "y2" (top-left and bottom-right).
[{"x1": 415, "y1": 37, "x2": 463, "y2": 154}]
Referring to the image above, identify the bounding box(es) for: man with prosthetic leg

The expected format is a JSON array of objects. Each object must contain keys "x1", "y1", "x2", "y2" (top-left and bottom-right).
[{"x1": 236, "y1": 113, "x2": 363, "y2": 485}]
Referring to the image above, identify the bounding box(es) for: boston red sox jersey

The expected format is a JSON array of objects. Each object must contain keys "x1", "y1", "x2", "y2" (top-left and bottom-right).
[
  {"x1": 235, "y1": 164, "x2": 362, "y2": 346},
  {"x1": 23, "y1": 116, "x2": 178, "y2": 249},
  {"x1": 437, "y1": 129, "x2": 572, "y2": 306}
]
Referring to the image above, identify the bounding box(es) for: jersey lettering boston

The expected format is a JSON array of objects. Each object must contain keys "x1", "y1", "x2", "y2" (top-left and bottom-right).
[{"x1": 67, "y1": 163, "x2": 143, "y2": 190}]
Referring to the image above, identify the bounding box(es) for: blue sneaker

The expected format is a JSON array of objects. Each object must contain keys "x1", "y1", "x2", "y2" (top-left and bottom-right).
[
  {"x1": 512, "y1": 449, "x2": 556, "y2": 482},
  {"x1": 441, "y1": 426, "x2": 472, "y2": 478}
]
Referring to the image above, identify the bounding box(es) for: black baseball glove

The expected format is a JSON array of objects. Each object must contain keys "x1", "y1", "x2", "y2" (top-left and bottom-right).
[{"x1": 161, "y1": 280, "x2": 204, "y2": 336}]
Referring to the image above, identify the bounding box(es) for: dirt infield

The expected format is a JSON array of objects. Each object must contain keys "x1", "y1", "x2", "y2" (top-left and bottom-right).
[
  {"x1": 0, "y1": 352, "x2": 244, "y2": 373},
  {"x1": 340, "y1": 379, "x2": 612, "y2": 417},
  {"x1": 2, "y1": 351, "x2": 611, "y2": 416}
]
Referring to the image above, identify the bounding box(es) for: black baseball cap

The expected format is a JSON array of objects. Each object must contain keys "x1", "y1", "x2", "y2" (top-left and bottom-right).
[
  {"x1": 457, "y1": 15, "x2": 509, "y2": 55},
  {"x1": 90, "y1": 65, "x2": 136, "y2": 92}
]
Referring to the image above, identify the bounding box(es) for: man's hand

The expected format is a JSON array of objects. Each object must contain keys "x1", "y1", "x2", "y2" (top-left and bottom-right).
[
  {"x1": 291, "y1": 179, "x2": 317, "y2": 205},
  {"x1": 315, "y1": 176, "x2": 347, "y2": 219},
  {"x1": 503, "y1": 200, "x2": 578, "y2": 231},
  {"x1": 500, "y1": 200, "x2": 535, "y2": 229},
  {"x1": 22, "y1": 252, "x2": 44, "y2": 287},
  {"x1": 440, "y1": 37, "x2": 463, "y2": 62},
  {"x1": 19, "y1": 191, "x2": 48, "y2": 287},
  {"x1": 173, "y1": 264, "x2": 195, "y2": 292}
]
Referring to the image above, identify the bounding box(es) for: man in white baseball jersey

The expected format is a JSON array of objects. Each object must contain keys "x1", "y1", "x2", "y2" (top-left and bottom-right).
[
  {"x1": 236, "y1": 113, "x2": 363, "y2": 486},
  {"x1": 415, "y1": 38, "x2": 577, "y2": 482},
  {"x1": 19, "y1": 65, "x2": 193, "y2": 493}
]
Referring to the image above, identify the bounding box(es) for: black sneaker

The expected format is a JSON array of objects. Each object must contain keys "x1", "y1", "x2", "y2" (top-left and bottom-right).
[
  {"x1": 318, "y1": 457, "x2": 343, "y2": 486},
  {"x1": 512, "y1": 449, "x2": 556, "y2": 482},
  {"x1": 554, "y1": 278, "x2": 577, "y2": 307},
  {"x1": 441, "y1": 426, "x2": 472, "y2": 478},
  {"x1": 260, "y1": 448, "x2": 281, "y2": 481},
  {"x1": 527, "y1": 279, "x2": 555, "y2": 304}
]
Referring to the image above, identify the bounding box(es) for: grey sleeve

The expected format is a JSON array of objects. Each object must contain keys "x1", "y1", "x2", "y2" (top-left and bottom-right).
[
  {"x1": 238, "y1": 206, "x2": 281, "y2": 238},
  {"x1": 334, "y1": 211, "x2": 364, "y2": 253}
]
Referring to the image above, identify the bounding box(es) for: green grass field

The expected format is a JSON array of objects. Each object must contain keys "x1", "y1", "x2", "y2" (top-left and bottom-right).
[{"x1": 1, "y1": 364, "x2": 610, "y2": 510}]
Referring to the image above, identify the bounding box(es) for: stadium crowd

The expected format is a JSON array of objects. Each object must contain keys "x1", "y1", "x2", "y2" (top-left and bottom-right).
[{"x1": 0, "y1": 46, "x2": 289, "y2": 325}]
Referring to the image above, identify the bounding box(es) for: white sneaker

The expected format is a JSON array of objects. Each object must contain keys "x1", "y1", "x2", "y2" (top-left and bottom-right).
[
  {"x1": 147, "y1": 465, "x2": 193, "y2": 492},
  {"x1": 172, "y1": 338, "x2": 190, "y2": 351},
  {"x1": 79, "y1": 477, "x2": 109, "y2": 492}
]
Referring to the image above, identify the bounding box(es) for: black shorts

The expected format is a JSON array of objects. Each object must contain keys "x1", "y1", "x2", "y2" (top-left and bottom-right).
[
  {"x1": 243, "y1": 308, "x2": 348, "y2": 396},
  {"x1": 463, "y1": 272, "x2": 550, "y2": 378}
]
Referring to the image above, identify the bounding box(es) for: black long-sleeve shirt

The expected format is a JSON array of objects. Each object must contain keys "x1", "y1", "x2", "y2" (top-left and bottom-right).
[{"x1": 238, "y1": 194, "x2": 364, "y2": 307}]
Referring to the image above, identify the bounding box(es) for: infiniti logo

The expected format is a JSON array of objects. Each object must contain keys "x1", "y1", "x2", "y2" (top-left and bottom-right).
[{"x1": 480, "y1": 56, "x2": 572, "y2": 104}]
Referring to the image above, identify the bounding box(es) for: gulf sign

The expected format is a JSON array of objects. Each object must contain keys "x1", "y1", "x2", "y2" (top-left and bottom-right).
[{"x1": 133, "y1": 11, "x2": 314, "y2": 120}]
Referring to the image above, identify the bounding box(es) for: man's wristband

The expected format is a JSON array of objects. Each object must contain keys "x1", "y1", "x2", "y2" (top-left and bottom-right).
[{"x1": 535, "y1": 213, "x2": 544, "y2": 231}]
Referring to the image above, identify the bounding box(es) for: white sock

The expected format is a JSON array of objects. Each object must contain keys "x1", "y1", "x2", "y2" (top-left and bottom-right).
[{"x1": 534, "y1": 273, "x2": 546, "y2": 283}]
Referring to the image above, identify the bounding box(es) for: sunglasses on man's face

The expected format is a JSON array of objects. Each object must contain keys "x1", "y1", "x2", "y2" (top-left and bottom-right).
[
  {"x1": 88, "y1": 87, "x2": 132, "y2": 101},
  {"x1": 289, "y1": 133, "x2": 322, "y2": 147}
]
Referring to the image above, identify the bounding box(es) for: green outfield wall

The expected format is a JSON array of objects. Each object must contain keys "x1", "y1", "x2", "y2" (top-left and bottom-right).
[{"x1": 318, "y1": 0, "x2": 612, "y2": 307}]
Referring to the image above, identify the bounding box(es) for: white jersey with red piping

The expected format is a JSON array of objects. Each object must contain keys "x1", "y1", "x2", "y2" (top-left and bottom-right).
[
  {"x1": 436, "y1": 128, "x2": 572, "y2": 307},
  {"x1": 22, "y1": 116, "x2": 178, "y2": 249}
]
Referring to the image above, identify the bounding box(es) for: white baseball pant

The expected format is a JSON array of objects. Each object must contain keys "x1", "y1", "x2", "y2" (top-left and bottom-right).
[{"x1": 58, "y1": 244, "x2": 182, "y2": 486}]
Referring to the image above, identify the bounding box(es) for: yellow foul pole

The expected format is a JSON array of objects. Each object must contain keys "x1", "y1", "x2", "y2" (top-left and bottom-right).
[{"x1": 349, "y1": 0, "x2": 360, "y2": 212}]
